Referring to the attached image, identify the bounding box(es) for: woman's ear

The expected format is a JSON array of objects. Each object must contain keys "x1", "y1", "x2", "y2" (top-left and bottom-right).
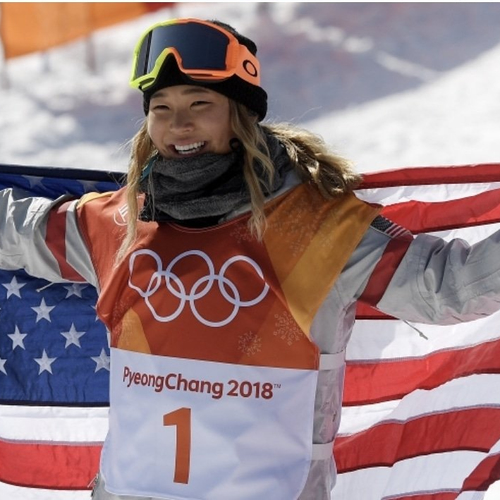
[{"x1": 229, "y1": 138, "x2": 244, "y2": 153}]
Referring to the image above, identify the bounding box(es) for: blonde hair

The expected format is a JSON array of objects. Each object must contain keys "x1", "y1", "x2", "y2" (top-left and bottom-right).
[{"x1": 117, "y1": 101, "x2": 361, "y2": 261}]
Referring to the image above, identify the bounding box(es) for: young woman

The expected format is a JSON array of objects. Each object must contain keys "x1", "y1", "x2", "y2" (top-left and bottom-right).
[{"x1": 2, "y1": 18, "x2": 500, "y2": 500}]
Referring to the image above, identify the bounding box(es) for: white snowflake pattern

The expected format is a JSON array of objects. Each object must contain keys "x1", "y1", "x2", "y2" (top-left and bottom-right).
[
  {"x1": 267, "y1": 197, "x2": 325, "y2": 257},
  {"x1": 230, "y1": 223, "x2": 253, "y2": 243},
  {"x1": 238, "y1": 331, "x2": 262, "y2": 357},
  {"x1": 273, "y1": 312, "x2": 303, "y2": 346}
]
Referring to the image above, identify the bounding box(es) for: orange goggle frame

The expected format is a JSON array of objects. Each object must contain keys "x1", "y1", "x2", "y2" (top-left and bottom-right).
[{"x1": 130, "y1": 18, "x2": 261, "y2": 91}]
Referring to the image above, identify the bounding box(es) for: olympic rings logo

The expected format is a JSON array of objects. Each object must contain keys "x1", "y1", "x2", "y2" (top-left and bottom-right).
[{"x1": 128, "y1": 249, "x2": 270, "y2": 327}]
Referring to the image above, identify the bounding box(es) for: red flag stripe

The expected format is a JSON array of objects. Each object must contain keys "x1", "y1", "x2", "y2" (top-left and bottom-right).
[
  {"x1": 45, "y1": 200, "x2": 86, "y2": 282},
  {"x1": 382, "y1": 493, "x2": 458, "y2": 500},
  {"x1": 462, "y1": 453, "x2": 500, "y2": 491},
  {"x1": 359, "y1": 235, "x2": 413, "y2": 307},
  {"x1": 360, "y1": 164, "x2": 500, "y2": 189},
  {"x1": 356, "y1": 302, "x2": 394, "y2": 319},
  {"x1": 343, "y1": 338, "x2": 500, "y2": 405},
  {"x1": 379, "y1": 187, "x2": 500, "y2": 235},
  {"x1": 334, "y1": 407, "x2": 500, "y2": 474},
  {"x1": 0, "y1": 439, "x2": 100, "y2": 489}
]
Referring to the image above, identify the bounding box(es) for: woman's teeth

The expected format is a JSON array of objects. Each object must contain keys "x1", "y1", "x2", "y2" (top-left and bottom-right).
[{"x1": 174, "y1": 142, "x2": 205, "y2": 155}]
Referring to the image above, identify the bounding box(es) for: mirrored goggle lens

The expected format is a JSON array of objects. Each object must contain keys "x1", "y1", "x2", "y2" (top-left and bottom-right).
[{"x1": 134, "y1": 22, "x2": 230, "y2": 80}]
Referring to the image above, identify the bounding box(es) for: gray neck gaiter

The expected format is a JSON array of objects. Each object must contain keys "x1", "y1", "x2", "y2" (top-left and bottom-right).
[{"x1": 139, "y1": 132, "x2": 290, "y2": 223}]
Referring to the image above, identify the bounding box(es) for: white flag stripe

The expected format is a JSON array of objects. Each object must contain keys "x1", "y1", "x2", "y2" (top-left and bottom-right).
[
  {"x1": 348, "y1": 314, "x2": 500, "y2": 361},
  {"x1": 458, "y1": 493, "x2": 486, "y2": 500},
  {"x1": 428, "y1": 222, "x2": 500, "y2": 244},
  {"x1": 338, "y1": 374, "x2": 500, "y2": 435},
  {"x1": 332, "y1": 450, "x2": 485, "y2": 500},
  {"x1": 0, "y1": 483, "x2": 91, "y2": 500},
  {"x1": 339, "y1": 399, "x2": 401, "y2": 434},
  {"x1": 0, "y1": 405, "x2": 108, "y2": 442},
  {"x1": 488, "y1": 438, "x2": 500, "y2": 454},
  {"x1": 357, "y1": 181, "x2": 500, "y2": 205}
]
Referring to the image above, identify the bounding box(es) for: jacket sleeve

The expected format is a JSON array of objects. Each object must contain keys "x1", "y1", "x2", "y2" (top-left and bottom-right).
[
  {"x1": 0, "y1": 187, "x2": 97, "y2": 287},
  {"x1": 358, "y1": 216, "x2": 500, "y2": 325}
]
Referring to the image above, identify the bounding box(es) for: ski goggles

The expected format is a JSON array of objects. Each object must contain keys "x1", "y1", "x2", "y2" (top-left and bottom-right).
[{"x1": 130, "y1": 18, "x2": 261, "y2": 91}]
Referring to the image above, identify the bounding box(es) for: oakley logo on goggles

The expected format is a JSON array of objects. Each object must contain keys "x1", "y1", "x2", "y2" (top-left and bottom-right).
[{"x1": 130, "y1": 18, "x2": 261, "y2": 91}]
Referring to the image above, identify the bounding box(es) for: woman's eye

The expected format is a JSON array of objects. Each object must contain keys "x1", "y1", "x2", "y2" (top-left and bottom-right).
[{"x1": 192, "y1": 101, "x2": 210, "y2": 107}]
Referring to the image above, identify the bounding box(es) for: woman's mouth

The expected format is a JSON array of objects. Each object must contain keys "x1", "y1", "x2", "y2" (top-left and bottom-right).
[{"x1": 173, "y1": 141, "x2": 205, "y2": 155}]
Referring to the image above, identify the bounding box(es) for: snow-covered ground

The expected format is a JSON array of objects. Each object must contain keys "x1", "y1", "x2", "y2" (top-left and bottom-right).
[
  {"x1": 1, "y1": 2, "x2": 499, "y2": 173},
  {"x1": 304, "y1": 40, "x2": 500, "y2": 171}
]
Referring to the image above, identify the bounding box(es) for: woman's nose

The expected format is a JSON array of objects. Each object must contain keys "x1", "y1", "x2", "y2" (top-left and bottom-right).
[{"x1": 170, "y1": 109, "x2": 193, "y2": 132}]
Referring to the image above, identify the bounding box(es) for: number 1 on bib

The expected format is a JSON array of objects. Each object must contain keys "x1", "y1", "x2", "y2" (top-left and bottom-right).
[{"x1": 163, "y1": 407, "x2": 192, "y2": 484}]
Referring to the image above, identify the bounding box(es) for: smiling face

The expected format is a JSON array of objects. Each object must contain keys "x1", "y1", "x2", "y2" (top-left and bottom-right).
[{"x1": 147, "y1": 85, "x2": 234, "y2": 158}]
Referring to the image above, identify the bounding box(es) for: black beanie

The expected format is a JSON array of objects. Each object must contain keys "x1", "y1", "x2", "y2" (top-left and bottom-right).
[{"x1": 141, "y1": 20, "x2": 268, "y2": 121}]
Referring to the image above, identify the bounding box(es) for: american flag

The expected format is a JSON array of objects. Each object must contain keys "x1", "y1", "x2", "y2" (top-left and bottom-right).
[
  {"x1": 1, "y1": 163, "x2": 500, "y2": 499},
  {"x1": 335, "y1": 164, "x2": 500, "y2": 500},
  {"x1": 0, "y1": 165, "x2": 120, "y2": 499}
]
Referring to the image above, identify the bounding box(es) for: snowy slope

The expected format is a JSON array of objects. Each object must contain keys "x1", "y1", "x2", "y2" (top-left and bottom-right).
[
  {"x1": 1, "y1": 2, "x2": 500, "y2": 173},
  {"x1": 304, "y1": 41, "x2": 500, "y2": 171}
]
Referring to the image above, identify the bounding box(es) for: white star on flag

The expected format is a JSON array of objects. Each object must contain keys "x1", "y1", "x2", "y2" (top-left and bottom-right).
[
  {"x1": 22, "y1": 175, "x2": 45, "y2": 189},
  {"x1": 91, "y1": 349, "x2": 110, "y2": 372},
  {"x1": 31, "y1": 297, "x2": 55, "y2": 322},
  {"x1": 8, "y1": 325, "x2": 28, "y2": 350},
  {"x1": 78, "y1": 180, "x2": 98, "y2": 193},
  {"x1": 60, "y1": 324, "x2": 86, "y2": 348},
  {"x1": 0, "y1": 358, "x2": 7, "y2": 375},
  {"x1": 34, "y1": 349, "x2": 57, "y2": 375},
  {"x1": 64, "y1": 283, "x2": 87, "y2": 298},
  {"x1": 2, "y1": 276, "x2": 26, "y2": 298}
]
